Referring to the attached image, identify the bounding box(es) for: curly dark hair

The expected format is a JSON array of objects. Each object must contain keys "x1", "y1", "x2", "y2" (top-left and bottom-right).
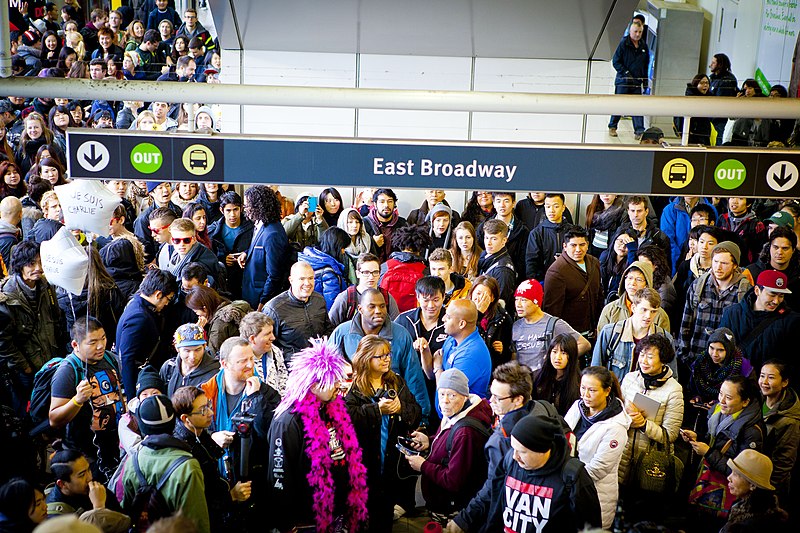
[
  {"x1": 634, "y1": 332, "x2": 676, "y2": 365},
  {"x1": 758, "y1": 225, "x2": 797, "y2": 264},
  {"x1": 391, "y1": 224, "x2": 432, "y2": 255},
  {"x1": 636, "y1": 245, "x2": 670, "y2": 289},
  {"x1": 244, "y1": 185, "x2": 281, "y2": 224}
]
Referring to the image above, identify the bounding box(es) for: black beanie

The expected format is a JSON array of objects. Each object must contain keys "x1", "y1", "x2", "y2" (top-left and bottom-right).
[
  {"x1": 136, "y1": 365, "x2": 166, "y2": 398},
  {"x1": 136, "y1": 395, "x2": 176, "y2": 436},
  {"x1": 511, "y1": 415, "x2": 562, "y2": 453}
]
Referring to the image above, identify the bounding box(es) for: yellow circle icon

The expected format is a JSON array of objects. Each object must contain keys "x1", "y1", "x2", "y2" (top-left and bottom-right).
[
  {"x1": 182, "y1": 144, "x2": 215, "y2": 176},
  {"x1": 661, "y1": 158, "x2": 694, "y2": 189}
]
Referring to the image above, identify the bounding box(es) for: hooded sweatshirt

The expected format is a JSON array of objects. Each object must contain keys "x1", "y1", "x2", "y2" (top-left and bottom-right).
[
  {"x1": 763, "y1": 387, "x2": 800, "y2": 497},
  {"x1": 596, "y1": 261, "x2": 670, "y2": 332},
  {"x1": 159, "y1": 350, "x2": 221, "y2": 397},
  {"x1": 426, "y1": 202, "x2": 453, "y2": 256},
  {"x1": 337, "y1": 207, "x2": 373, "y2": 257}
]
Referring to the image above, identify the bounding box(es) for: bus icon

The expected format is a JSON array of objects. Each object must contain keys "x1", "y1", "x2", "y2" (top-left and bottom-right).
[
  {"x1": 189, "y1": 149, "x2": 208, "y2": 170},
  {"x1": 668, "y1": 162, "x2": 687, "y2": 183}
]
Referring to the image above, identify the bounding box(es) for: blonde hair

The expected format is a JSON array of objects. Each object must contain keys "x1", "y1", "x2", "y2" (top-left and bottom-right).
[
  {"x1": 40, "y1": 190, "x2": 59, "y2": 210},
  {"x1": 169, "y1": 217, "x2": 196, "y2": 234},
  {"x1": 65, "y1": 30, "x2": 85, "y2": 60},
  {"x1": 135, "y1": 110, "x2": 158, "y2": 131}
]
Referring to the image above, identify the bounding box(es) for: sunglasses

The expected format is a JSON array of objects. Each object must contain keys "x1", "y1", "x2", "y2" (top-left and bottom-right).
[
  {"x1": 148, "y1": 223, "x2": 170, "y2": 234},
  {"x1": 171, "y1": 237, "x2": 193, "y2": 245}
]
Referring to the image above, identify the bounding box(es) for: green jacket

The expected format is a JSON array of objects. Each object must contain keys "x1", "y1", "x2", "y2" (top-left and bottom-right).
[{"x1": 122, "y1": 435, "x2": 210, "y2": 533}]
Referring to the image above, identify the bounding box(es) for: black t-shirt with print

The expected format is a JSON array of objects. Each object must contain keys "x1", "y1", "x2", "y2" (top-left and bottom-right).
[{"x1": 51, "y1": 354, "x2": 125, "y2": 465}]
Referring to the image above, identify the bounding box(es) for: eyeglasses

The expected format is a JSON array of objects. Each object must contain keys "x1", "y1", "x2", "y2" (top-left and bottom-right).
[
  {"x1": 171, "y1": 237, "x2": 193, "y2": 245},
  {"x1": 489, "y1": 393, "x2": 513, "y2": 402},
  {"x1": 148, "y1": 223, "x2": 170, "y2": 234},
  {"x1": 626, "y1": 277, "x2": 646, "y2": 284},
  {"x1": 359, "y1": 270, "x2": 380, "y2": 277},
  {"x1": 190, "y1": 402, "x2": 213, "y2": 415},
  {"x1": 371, "y1": 353, "x2": 392, "y2": 361}
]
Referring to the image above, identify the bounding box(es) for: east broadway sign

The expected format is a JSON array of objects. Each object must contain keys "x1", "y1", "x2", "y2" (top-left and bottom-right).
[{"x1": 66, "y1": 130, "x2": 800, "y2": 197}]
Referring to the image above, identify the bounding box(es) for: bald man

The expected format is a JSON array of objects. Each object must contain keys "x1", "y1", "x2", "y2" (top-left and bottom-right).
[
  {"x1": 262, "y1": 261, "x2": 333, "y2": 362},
  {"x1": 422, "y1": 300, "x2": 491, "y2": 403},
  {"x1": 0, "y1": 196, "x2": 22, "y2": 270}
]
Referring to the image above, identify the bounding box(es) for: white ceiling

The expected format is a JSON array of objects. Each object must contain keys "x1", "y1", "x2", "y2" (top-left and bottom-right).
[{"x1": 210, "y1": 0, "x2": 640, "y2": 60}]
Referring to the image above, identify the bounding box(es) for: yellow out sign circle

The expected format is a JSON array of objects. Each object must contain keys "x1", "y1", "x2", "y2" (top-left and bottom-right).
[
  {"x1": 661, "y1": 158, "x2": 694, "y2": 189},
  {"x1": 182, "y1": 144, "x2": 215, "y2": 176}
]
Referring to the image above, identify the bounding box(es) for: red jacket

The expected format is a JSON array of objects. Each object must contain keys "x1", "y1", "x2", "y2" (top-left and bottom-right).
[
  {"x1": 380, "y1": 253, "x2": 426, "y2": 312},
  {"x1": 420, "y1": 397, "x2": 493, "y2": 513}
]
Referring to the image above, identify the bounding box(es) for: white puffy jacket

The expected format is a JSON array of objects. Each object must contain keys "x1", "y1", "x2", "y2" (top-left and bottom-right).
[{"x1": 565, "y1": 397, "x2": 632, "y2": 529}]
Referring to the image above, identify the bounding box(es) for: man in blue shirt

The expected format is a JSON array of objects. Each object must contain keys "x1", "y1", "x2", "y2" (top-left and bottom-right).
[{"x1": 421, "y1": 299, "x2": 491, "y2": 401}]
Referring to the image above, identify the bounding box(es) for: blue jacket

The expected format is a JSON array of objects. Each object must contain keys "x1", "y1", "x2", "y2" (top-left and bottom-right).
[
  {"x1": 329, "y1": 313, "x2": 431, "y2": 418},
  {"x1": 612, "y1": 35, "x2": 649, "y2": 87},
  {"x1": 298, "y1": 246, "x2": 348, "y2": 310},
  {"x1": 116, "y1": 294, "x2": 162, "y2": 397},
  {"x1": 241, "y1": 221, "x2": 289, "y2": 308},
  {"x1": 660, "y1": 198, "x2": 717, "y2": 273},
  {"x1": 441, "y1": 328, "x2": 492, "y2": 399}
]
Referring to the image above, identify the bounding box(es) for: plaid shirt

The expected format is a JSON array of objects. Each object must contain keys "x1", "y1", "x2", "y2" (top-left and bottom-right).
[{"x1": 677, "y1": 271, "x2": 751, "y2": 364}]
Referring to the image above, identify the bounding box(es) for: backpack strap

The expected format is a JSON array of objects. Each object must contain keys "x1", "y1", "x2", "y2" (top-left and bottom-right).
[
  {"x1": 561, "y1": 457, "x2": 582, "y2": 493},
  {"x1": 442, "y1": 416, "x2": 492, "y2": 467},
  {"x1": 131, "y1": 451, "x2": 147, "y2": 487},
  {"x1": 156, "y1": 455, "x2": 191, "y2": 491},
  {"x1": 543, "y1": 315, "x2": 558, "y2": 346},
  {"x1": 345, "y1": 285, "x2": 358, "y2": 319},
  {"x1": 605, "y1": 321, "x2": 625, "y2": 368}
]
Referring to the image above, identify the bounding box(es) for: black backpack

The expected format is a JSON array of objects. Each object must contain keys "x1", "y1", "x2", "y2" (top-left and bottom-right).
[
  {"x1": 128, "y1": 451, "x2": 191, "y2": 532},
  {"x1": 28, "y1": 352, "x2": 118, "y2": 438},
  {"x1": 441, "y1": 416, "x2": 492, "y2": 467}
]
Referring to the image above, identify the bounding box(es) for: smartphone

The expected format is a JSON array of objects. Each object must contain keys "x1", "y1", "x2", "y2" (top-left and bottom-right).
[
  {"x1": 398, "y1": 436, "x2": 416, "y2": 448},
  {"x1": 396, "y1": 443, "x2": 420, "y2": 456},
  {"x1": 307, "y1": 197, "x2": 318, "y2": 212}
]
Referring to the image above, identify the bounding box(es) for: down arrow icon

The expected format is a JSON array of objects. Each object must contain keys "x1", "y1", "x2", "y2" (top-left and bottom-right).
[{"x1": 76, "y1": 141, "x2": 110, "y2": 173}]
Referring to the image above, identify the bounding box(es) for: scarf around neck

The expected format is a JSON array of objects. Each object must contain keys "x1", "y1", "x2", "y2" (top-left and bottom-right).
[{"x1": 294, "y1": 392, "x2": 369, "y2": 532}]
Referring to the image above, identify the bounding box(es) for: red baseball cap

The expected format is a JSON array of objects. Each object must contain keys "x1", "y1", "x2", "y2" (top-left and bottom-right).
[
  {"x1": 515, "y1": 279, "x2": 543, "y2": 306},
  {"x1": 756, "y1": 270, "x2": 792, "y2": 294}
]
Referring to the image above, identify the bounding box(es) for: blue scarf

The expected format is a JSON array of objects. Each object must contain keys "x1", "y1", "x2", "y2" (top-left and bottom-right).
[{"x1": 212, "y1": 370, "x2": 245, "y2": 475}]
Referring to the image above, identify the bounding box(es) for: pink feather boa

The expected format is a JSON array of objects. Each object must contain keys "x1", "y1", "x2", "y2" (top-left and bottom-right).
[{"x1": 295, "y1": 391, "x2": 369, "y2": 532}]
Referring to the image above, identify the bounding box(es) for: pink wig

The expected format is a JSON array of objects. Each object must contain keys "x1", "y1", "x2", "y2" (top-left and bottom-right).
[{"x1": 275, "y1": 337, "x2": 347, "y2": 418}]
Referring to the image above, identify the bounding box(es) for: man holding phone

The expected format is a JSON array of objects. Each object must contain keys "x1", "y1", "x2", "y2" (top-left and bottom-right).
[{"x1": 282, "y1": 194, "x2": 327, "y2": 250}]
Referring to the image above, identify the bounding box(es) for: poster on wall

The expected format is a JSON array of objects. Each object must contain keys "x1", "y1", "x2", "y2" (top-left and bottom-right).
[{"x1": 756, "y1": 0, "x2": 800, "y2": 94}]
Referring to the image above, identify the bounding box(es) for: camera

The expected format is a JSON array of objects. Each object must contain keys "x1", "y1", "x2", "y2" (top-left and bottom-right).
[
  {"x1": 230, "y1": 410, "x2": 257, "y2": 482},
  {"x1": 374, "y1": 388, "x2": 397, "y2": 401}
]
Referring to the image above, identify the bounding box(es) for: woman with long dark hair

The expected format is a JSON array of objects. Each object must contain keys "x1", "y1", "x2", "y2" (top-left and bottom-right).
[
  {"x1": 185, "y1": 285, "x2": 252, "y2": 355},
  {"x1": 33, "y1": 157, "x2": 68, "y2": 187},
  {"x1": 48, "y1": 105, "x2": 78, "y2": 151},
  {"x1": 40, "y1": 30, "x2": 62, "y2": 69},
  {"x1": 585, "y1": 194, "x2": 625, "y2": 258},
  {"x1": 449, "y1": 221, "x2": 482, "y2": 281},
  {"x1": 299, "y1": 226, "x2": 352, "y2": 309},
  {"x1": 683, "y1": 375, "x2": 765, "y2": 528},
  {"x1": 0, "y1": 478, "x2": 47, "y2": 533},
  {"x1": 183, "y1": 202, "x2": 212, "y2": 249},
  {"x1": 57, "y1": 247, "x2": 126, "y2": 350},
  {"x1": 0, "y1": 126, "x2": 15, "y2": 164},
  {"x1": 635, "y1": 244, "x2": 678, "y2": 320},
  {"x1": 56, "y1": 47, "x2": 78, "y2": 73},
  {"x1": 673, "y1": 74, "x2": 713, "y2": 145},
  {"x1": 171, "y1": 35, "x2": 190, "y2": 63},
  {"x1": 469, "y1": 275, "x2": 512, "y2": 368},
  {"x1": 461, "y1": 191, "x2": 495, "y2": 227},
  {"x1": 319, "y1": 187, "x2": 344, "y2": 227},
  {"x1": 345, "y1": 335, "x2": 421, "y2": 532},
  {"x1": 534, "y1": 333, "x2": 581, "y2": 415},
  {"x1": 0, "y1": 161, "x2": 26, "y2": 199},
  {"x1": 565, "y1": 366, "x2": 630, "y2": 529},
  {"x1": 600, "y1": 232, "x2": 630, "y2": 299},
  {"x1": 338, "y1": 207, "x2": 375, "y2": 259}
]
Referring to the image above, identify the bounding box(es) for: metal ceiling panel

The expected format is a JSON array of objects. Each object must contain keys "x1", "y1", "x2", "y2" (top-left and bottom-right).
[{"x1": 208, "y1": 0, "x2": 639, "y2": 60}]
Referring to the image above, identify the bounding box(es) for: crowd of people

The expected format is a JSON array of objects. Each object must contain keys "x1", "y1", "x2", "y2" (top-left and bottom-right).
[{"x1": 0, "y1": 5, "x2": 798, "y2": 533}]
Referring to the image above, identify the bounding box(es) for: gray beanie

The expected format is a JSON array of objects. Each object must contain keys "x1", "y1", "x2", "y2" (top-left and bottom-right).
[
  {"x1": 707, "y1": 327, "x2": 736, "y2": 357},
  {"x1": 438, "y1": 368, "x2": 469, "y2": 396},
  {"x1": 712, "y1": 241, "x2": 741, "y2": 266}
]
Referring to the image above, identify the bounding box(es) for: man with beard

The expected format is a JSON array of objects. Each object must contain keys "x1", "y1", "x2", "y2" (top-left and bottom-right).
[{"x1": 363, "y1": 188, "x2": 407, "y2": 263}]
